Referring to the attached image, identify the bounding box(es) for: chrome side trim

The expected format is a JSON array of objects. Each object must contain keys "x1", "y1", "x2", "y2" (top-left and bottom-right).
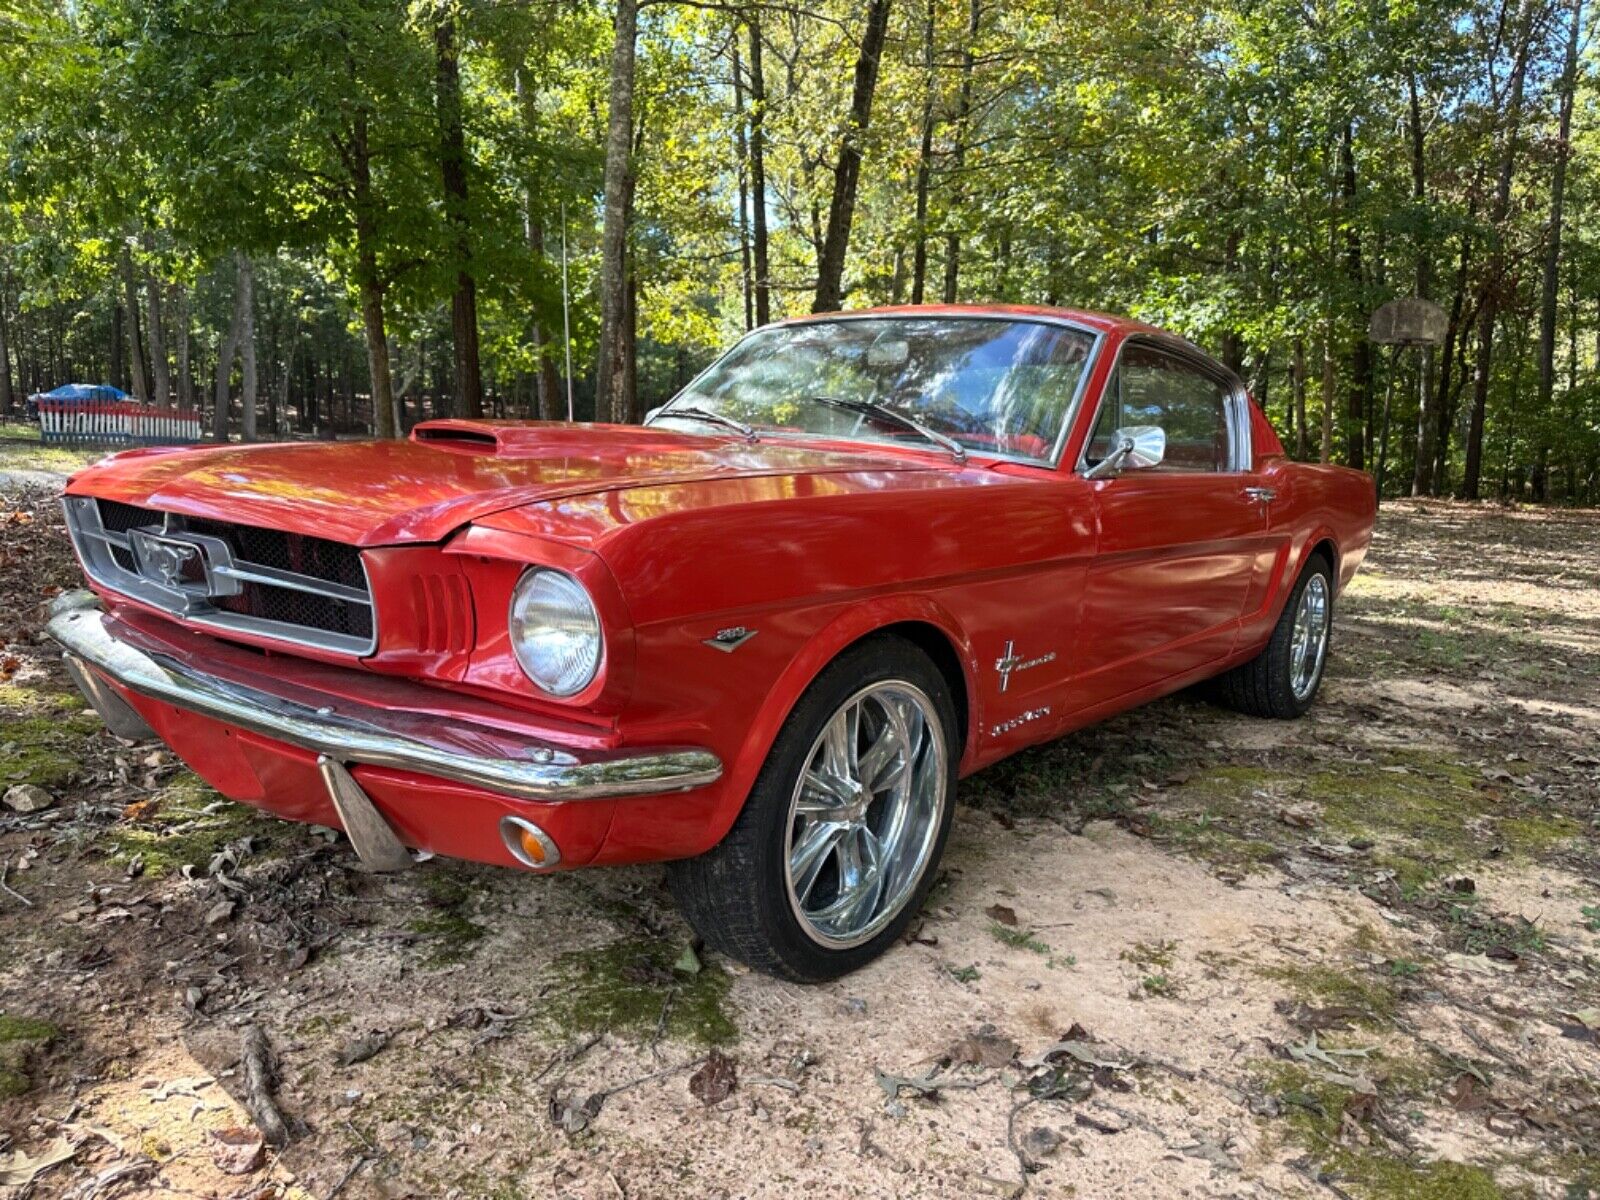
[
  {"x1": 61, "y1": 496, "x2": 378, "y2": 656},
  {"x1": 46, "y1": 593, "x2": 724, "y2": 803}
]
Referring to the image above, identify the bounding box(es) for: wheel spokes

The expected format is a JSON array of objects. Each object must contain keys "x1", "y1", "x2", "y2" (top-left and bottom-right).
[
  {"x1": 789, "y1": 820, "x2": 846, "y2": 904},
  {"x1": 784, "y1": 680, "x2": 948, "y2": 948},
  {"x1": 856, "y1": 722, "x2": 902, "y2": 792},
  {"x1": 814, "y1": 826, "x2": 884, "y2": 932}
]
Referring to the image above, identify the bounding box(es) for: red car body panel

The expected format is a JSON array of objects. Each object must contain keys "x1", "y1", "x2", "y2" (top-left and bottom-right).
[{"x1": 58, "y1": 306, "x2": 1376, "y2": 871}]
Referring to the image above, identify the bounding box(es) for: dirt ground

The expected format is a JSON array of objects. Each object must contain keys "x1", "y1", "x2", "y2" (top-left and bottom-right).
[{"x1": 1, "y1": 479, "x2": 1596, "y2": 1200}]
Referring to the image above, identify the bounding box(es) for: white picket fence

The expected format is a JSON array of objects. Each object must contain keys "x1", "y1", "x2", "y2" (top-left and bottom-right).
[{"x1": 40, "y1": 401, "x2": 203, "y2": 447}]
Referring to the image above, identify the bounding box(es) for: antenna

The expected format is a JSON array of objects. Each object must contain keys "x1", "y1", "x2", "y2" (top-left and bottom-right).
[{"x1": 560, "y1": 200, "x2": 574, "y2": 421}]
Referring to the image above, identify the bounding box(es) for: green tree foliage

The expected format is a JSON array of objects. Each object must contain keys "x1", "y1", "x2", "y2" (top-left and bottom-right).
[{"x1": 0, "y1": 0, "x2": 1595, "y2": 500}]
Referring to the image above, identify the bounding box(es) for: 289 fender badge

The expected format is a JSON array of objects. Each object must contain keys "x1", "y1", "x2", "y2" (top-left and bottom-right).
[{"x1": 703, "y1": 626, "x2": 757, "y2": 652}]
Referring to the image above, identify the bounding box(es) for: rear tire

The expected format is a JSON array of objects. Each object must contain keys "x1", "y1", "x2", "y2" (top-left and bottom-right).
[
  {"x1": 1209, "y1": 555, "x2": 1333, "y2": 719},
  {"x1": 668, "y1": 637, "x2": 958, "y2": 981}
]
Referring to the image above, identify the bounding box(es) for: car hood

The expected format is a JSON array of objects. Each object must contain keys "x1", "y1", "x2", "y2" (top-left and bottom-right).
[{"x1": 64, "y1": 420, "x2": 942, "y2": 546}]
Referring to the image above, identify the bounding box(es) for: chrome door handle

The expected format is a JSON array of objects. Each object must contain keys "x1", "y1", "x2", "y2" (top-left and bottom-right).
[{"x1": 1243, "y1": 486, "x2": 1276, "y2": 503}]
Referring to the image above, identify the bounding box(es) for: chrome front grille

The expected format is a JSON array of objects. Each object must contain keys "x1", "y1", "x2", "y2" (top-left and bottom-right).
[{"x1": 63, "y1": 496, "x2": 377, "y2": 655}]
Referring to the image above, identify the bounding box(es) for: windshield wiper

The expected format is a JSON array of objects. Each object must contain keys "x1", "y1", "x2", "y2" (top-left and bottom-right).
[
  {"x1": 806, "y1": 396, "x2": 966, "y2": 465},
  {"x1": 657, "y1": 405, "x2": 757, "y2": 443}
]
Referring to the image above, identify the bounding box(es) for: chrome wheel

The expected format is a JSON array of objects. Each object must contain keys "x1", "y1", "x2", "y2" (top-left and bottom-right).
[
  {"x1": 783, "y1": 681, "x2": 948, "y2": 949},
  {"x1": 1289, "y1": 573, "x2": 1331, "y2": 700}
]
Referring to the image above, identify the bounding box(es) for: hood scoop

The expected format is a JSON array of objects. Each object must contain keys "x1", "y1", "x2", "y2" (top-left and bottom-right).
[{"x1": 409, "y1": 419, "x2": 705, "y2": 457}]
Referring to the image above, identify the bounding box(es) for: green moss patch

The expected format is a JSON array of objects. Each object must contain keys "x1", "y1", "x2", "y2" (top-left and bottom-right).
[
  {"x1": 1256, "y1": 1061, "x2": 1526, "y2": 1199},
  {"x1": 104, "y1": 775, "x2": 281, "y2": 877},
  {"x1": 1154, "y1": 811, "x2": 1282, "y2": 874},
  {"x1": 407, "y1": 870, "x2": 489, "y2": 966},
  {"x1": 1259, "y1": 962, "x2": 1399, "y2": 1027},
  {"x1": 1181, "y1": 751, "x2": 1578, "y2": 890},
  {"x1": 0, "y1": 1013, "x2": 60, "y2": 1099},
  {"x1": 540, "y1": 938, "x2": 736, "y2": 1046},
  {"x1": 0, "y1": 711, "x2": 101, "y2": 789}
]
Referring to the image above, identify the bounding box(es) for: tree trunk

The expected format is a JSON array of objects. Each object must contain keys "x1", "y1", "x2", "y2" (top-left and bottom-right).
[
  {"x1": 1406, "y1": 72, "x2": 1439, "y2": 495},
  {"x1": 120, "y1": 247, "x2": 149, "y2": 403},
  {"x1": 0, "y1": 277, "x2": 13, "y2": 417},
  {"x1": 941, "y1": 0, "x2": 979, "y2": 304},
  {"x1": 1534, "y1": 0, "x2": 1581, "y2": 485},
  {"x1": 732, "y1": 39, "x2": 753, "y2": 331},
  {"x1": 173, "y1": 285, "x2": 193, "y2": 410},
  {"x1": 1339, "y1": 123, "x2": 1365, "y2": 471},
  {"x1": 111, "y1": 302, "x2": 124, "y2": 392},
  {"x1": 212, "y1": 256, "x2": 249, "y2": 443},
  {"x1": 1462, "y1": 4, "x2": 1533, "y2": 499},
  {"x1": 529, "y1": 225, "x2": 563, "y2": 421},
  {"x1": 238, "y1": 255, "x2": 257, "y2": 442},
  {"x1": 748, "y1": 17, "x2": 771, "y2": 326},
  {"x1": 910, "y1": 0, "x2": 936, "y2": 305},
  {"x1": 144, "y1": 261, "x2": 171, "y2": 410},
  {"x1": 436, "y1": 5, "x2": 483, "y2": 419},
  {"x1": 812, "y1": 0, "x2": 893, "y2": 313},
  {"x1": 1292, "y1": 337, "x2": 1308, "y2": 459},
  {"x1": 1319, "y1": 335, "x2": 1335, "y2": 464},
  {"x1": 515, "y1": 70, "x2": 565, "y2": 420},
  {"x1": 1429, "y1": 228, "x2": 1474, "y2": 492},
  {"x1": 351, "y1": 111, "x2": 397, "y2": 438},
  {"x1": 596, "y1": 0, "x2": 640, "y2": 421}
]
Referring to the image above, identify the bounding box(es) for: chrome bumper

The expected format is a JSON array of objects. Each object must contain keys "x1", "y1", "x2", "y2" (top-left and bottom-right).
[{"x1": 45, "y1": 591, "x2": 723, "y2": 804}]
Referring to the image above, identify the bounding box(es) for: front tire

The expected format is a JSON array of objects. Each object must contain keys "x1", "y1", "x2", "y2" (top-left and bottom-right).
[
  {"x1": 1210, "y1": 555, "x2": 1333, "y2": 719},
  {"x1": 669, "y1": 637, "x2": 959, "y2": 981}
]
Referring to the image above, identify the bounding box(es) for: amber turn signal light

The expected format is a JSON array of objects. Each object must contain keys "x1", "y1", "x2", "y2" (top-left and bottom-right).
[{"x1": 500, "y1": 815, "x2": 561, "y2": 870}]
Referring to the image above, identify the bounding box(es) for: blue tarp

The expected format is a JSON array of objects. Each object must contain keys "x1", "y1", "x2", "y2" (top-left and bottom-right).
[{"x1": 33, "y1": 383, "x2": 132, "y2": 404}]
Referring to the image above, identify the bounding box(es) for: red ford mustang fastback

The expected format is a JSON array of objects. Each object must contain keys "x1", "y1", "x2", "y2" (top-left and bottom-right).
[{"x1": 48, "y1": 305, "x2": 1374, "y2": 979}]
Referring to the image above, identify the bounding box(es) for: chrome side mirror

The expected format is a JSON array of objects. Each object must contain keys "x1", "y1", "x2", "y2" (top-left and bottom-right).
[{"x1": 1083, "y1": 425, "x2": 1166, "y2": 480}]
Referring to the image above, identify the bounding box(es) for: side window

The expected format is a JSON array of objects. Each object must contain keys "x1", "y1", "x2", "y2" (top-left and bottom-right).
[{"x1": 1085, "y1": 345, "x2": 1234, "y2": 472}]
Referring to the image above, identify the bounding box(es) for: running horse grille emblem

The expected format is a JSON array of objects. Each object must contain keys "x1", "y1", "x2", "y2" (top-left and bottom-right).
[{"x1": 130, "y1": 531, "x2": 204, "y2": 591}]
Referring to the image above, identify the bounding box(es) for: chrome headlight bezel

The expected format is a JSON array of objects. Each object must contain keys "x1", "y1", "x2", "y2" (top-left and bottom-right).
[{"x1": 507, "y1": 567, "x2": 604, "y2": 697}]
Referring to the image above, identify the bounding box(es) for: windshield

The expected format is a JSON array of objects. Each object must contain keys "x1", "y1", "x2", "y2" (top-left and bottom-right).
[{"x1": 657, "y1": 317, "x2": 1096, "y2": 464}]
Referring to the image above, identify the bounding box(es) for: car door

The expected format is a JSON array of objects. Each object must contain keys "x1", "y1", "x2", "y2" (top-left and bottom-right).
[{"x1": 1068, "y1": 339, "x2": 1266, "y2": 710}]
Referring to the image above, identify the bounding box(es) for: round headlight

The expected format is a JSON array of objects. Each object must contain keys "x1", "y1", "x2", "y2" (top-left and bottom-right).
[{"x1": 508, "y1": 568, "x2": 603, "y2": 696}]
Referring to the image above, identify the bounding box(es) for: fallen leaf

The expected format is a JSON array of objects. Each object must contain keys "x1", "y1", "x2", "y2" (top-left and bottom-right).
[
  {"x1": 334, "y1": 1031, "x2": 391, "y2": 1067},
  {"x1": 689, "y1": 1049, "x2": 737, "y2": 1105},
  {"x1": 0, "y1": 1139, "x2": 76, "y2": 1187},
  {"x1": 1564, "y1": 1008, "x2": 1600, "y2": 1031},
  {"x1": 1446, "y1": 1072, "x2": 1492, "y2": 1112},
  {"x1": 985, "y1": 904, "x2": 1019, "y2": 927},
  {"x1": 1285, "y1": 1032, "x2": 1374, "y2": 1073},
  {"x1": 949, "y1": 1027, "x2": 1018, "y2": 1068},
  {"x1": 1022, "y1": 1125, "x2": 1064, "y2": 1158},
  {"x1": 548, "y1": 1090, "x2": 604, "y2": 1134},
  {"x1": 874, "y1": 1067, "x2": 990, "y2": 1102},
  {"x1": 1073, "y1": 1111, "x2": 1126, "y2": 1135},
  {"x1": 673, "y1": 944, "x2": 703, "y2": 976},
  {"x1": 210, "y1": 1127, "x2": 265, "y2": 1175},
  {"x1": 1023, "y1": 1037, "x2": 1130, "y2": 1071}
]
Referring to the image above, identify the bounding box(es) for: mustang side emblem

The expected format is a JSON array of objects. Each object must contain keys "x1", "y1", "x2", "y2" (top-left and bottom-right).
[
  {"x1": 995, "y1": 640, "x2": 1056, "y2": 692},
  {"x1": 703, "y1": 626, "x2": 757, "y2": 652}
]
